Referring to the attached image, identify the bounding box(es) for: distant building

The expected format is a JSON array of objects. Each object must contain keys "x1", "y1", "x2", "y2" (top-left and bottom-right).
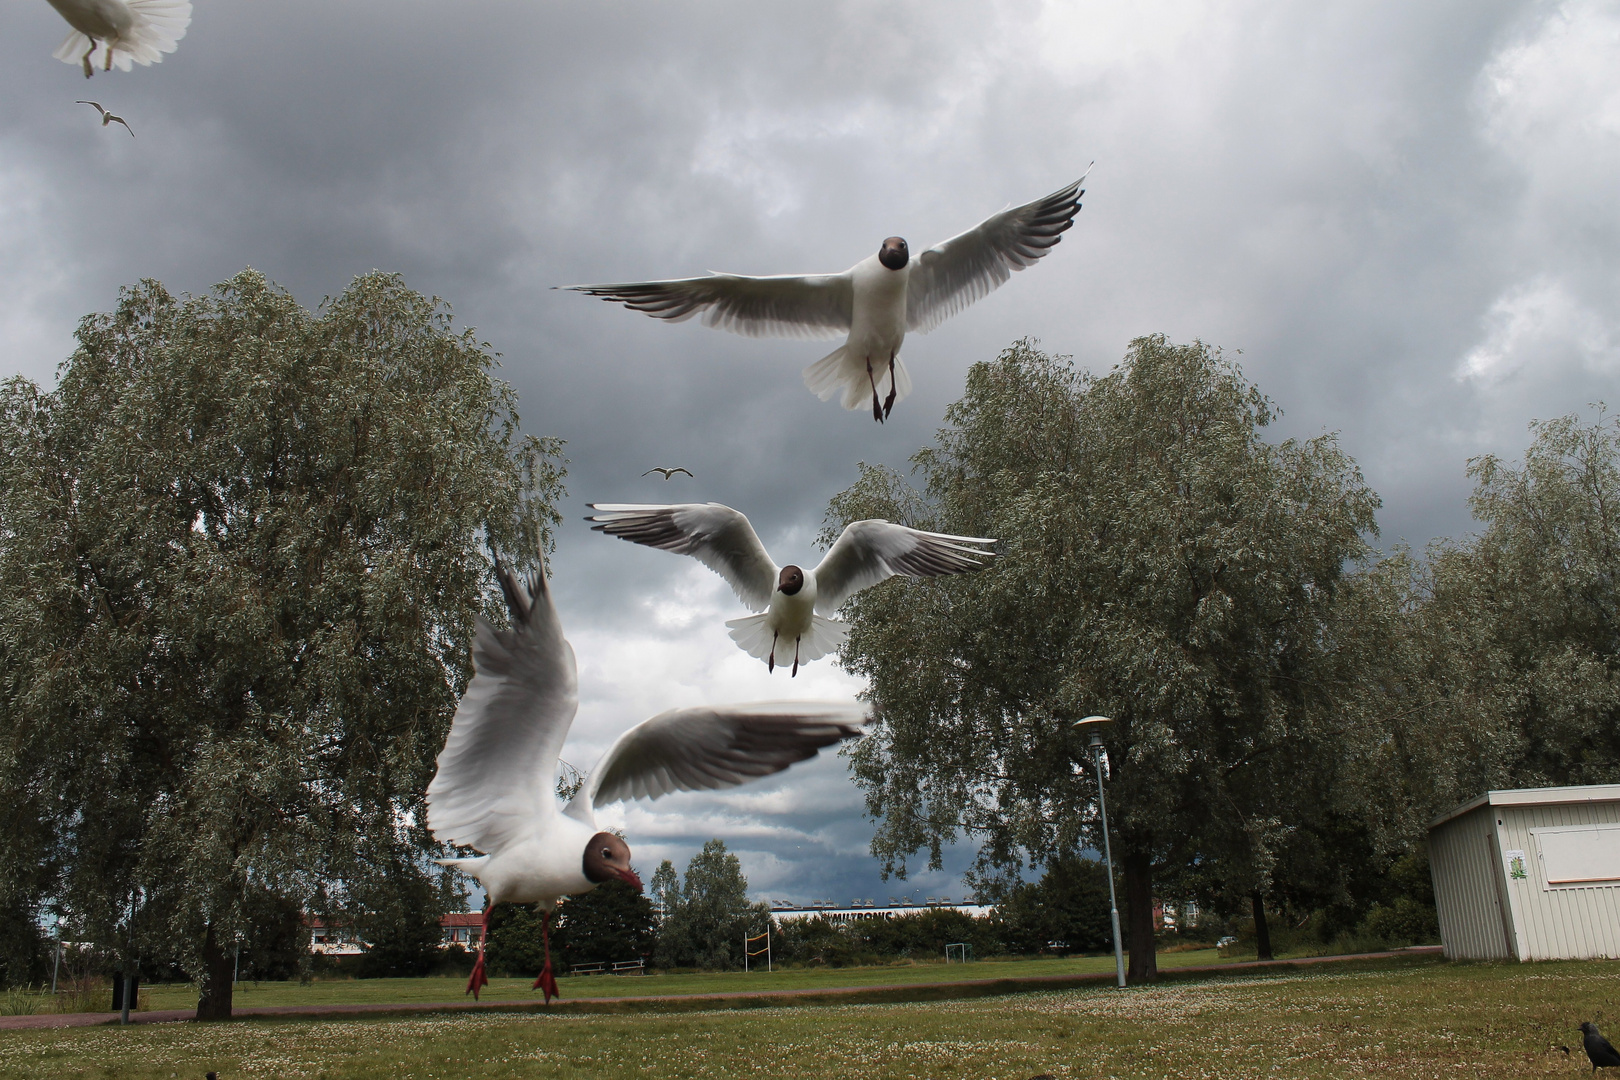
[
  {"x1": 1428, "y1": 784, "x2": 1620, "y2": 960},
  {"x1": 766, "y1": 897, "x2": 994, "y2": 923},
  {"x1": 306, "y1": 912, "x2": 485, "y2": 956}
]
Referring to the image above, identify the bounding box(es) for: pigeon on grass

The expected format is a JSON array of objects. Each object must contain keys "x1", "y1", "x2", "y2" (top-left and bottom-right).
[{"x1": 1583, "y1": 1022, "x2": 1620, "y2": 1072}]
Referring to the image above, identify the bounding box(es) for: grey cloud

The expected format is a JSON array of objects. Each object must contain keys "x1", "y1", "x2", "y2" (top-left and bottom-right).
[{"x1": 6, "y1": 0, "x2": 1619, "y2": 902}]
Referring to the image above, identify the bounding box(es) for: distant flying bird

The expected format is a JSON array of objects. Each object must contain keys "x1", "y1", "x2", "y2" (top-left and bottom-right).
[
  {"x1": 76, "y1": 100, "x2": 133, "y2": 136},
  {"x1": 564, "y1": 170, "x2": 1090, "y2": 422},
  {"x1": 427, "y1": 562, "x2": 863, "y2": 1002},
  {"x1": 1583, "y1": 1023, "x2": 1620, "y2": 1072},
  {"x1": 643, "y1": 467, "x2": 694, "y2": 480},
  {"x1": 46, "y1": 0, "x2": 191, "y2": 78},
  {"x1": 586, "y1": 502, "x2": 997, "y2": 674}
]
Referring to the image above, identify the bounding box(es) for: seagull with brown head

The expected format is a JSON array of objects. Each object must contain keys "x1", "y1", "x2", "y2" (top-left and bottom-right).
[
  {"x1": 586, "y1": 502, "x2": 997, "y2": 675},
  {"x1": 563, "y1": 170, "x2": 1091, "y2": 422},
  {"x1": 427, "y1": 561, "x2": 863, "y2": 1003}
]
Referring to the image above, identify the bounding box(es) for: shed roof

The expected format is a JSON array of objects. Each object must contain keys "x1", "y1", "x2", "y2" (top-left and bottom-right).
[{"x1": 1428, "y1": 784, "x2": 1620, "y2": 831}]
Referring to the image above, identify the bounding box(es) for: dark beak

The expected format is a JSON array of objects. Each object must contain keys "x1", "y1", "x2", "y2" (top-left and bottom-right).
[{"x1": 617, "y1": 868, "x2": 644, "y2": 891}]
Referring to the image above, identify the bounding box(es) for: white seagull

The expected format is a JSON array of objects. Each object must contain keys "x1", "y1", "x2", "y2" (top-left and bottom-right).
[
  {"x1": 563, "y1": 170, "x2": 1090, "y2": 422},
  {"x1": 426, "y1": 561, "x2": 863, "y2": 1002},
  {"x1": 46, "y1": 0, "x2": 191, "y2": 79},
  {"x1": 586, "y1": 503, "x2": 997, "y2": 675},
  {"x1": 76, "y1": 100, "x2": 134, "y2": 136}
]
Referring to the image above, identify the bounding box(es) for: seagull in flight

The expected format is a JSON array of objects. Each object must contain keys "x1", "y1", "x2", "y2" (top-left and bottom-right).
[
  {"x1": 586, "y1": 503, "x2": 997, "y2": 674},
  {"x1": 427, "y1": 561, "x2": 862, "y2": 1002},
  {"x1": 564, "y1": 170, "x2": 1089, "y2": 422},
  {"x1": 643, "y1": 467, "x2": 694, "y2": 480},
  {"x1": 46, "y1": 0, "x2": 191, "y2": 78},
  {"x1": 76, "y1": 100, "x2": 133, "y2": 136}
]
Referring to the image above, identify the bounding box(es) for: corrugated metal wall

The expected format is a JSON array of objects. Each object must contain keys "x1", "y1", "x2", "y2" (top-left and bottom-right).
[
  {"x1": 1430, "y1": 804, "x2": 1514, "y2": 959},
  {"x1": 1497, "y1": 801, "x2": 1620, "y2": 961}
]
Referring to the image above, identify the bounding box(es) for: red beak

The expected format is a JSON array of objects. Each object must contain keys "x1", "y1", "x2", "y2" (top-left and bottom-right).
[{"x1": 617, "y1": 868, "x2": 644, "y2": 891}]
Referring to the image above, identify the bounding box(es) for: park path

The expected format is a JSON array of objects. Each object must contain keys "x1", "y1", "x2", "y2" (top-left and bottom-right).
[{"x1": 1, "y1": 946, "x2": 1442, "y2": 1031}]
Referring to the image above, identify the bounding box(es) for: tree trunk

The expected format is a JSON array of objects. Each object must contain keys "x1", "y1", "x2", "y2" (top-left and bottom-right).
[
  {"x1": 1251, "y1": 891, "x2": 1273, "y2": 961},
  {"x1": 1123, "y1": 852, "x2": 1158, "y2": 984},
  {"x1": 195, "y1": 922, "x2": 234, "y2": 1021}
]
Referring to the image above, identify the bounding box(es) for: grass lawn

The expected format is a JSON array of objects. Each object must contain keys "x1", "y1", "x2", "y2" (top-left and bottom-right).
[
  {"x1": 130, "y1": 949, "x2": 1224, "y2": 1011},
  {"x1": 4, "y1": 954, "x2": 1615, "y2": 1079}
]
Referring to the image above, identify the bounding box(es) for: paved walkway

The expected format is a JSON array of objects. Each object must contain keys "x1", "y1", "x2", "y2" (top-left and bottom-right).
[{"x1": 1, "y1": 946, "x2": 1443, "y2": 1031}]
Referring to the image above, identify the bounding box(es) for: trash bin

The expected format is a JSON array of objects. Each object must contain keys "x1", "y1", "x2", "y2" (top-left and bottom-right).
[{"x1": 111, "y1": 974, "x2": 140, "y2": 1012}]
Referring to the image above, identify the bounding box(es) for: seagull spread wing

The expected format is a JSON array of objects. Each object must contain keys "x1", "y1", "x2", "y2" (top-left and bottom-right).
[
  {"x1": 426, "y1": 567, "x2": 578, "y2": 855},
  {"x1": 905, "y1": 169, "x2": 1091, "y2": 334},
  {"x1": 563, "y1": 273, "x2": 854, "y2": 340},
  {"x1": 570, "y1": 702, "x2": 865, "y2": 811},
  {"x1": 587, "y1": 503, "x2": 778, "y2": 611},
  {"x1": 813, "y1": 519, "x2": 998, "y2": 614}
]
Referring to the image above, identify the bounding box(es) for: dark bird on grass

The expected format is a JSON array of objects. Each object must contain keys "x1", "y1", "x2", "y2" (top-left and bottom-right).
[
  {"x1": 76, "y1": 100, "x2": 134, "y2": 135},
  {"x1": 563, "y1": 170, "x2": 1090, "y2": 422},
  {"x1": 426, "y1": 561, "x2": 864, "y2": 1003},
  {"x1": 642, "y1": 467, "x2": 694, "y2": 480},
  {"x1": 1584, "y1": 1022, "x2": 1620, "y2": 1071}
]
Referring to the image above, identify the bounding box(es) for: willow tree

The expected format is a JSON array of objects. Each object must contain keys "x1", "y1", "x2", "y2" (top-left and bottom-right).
[
  {"x1": 0, "y1": 270, "x2": 564, "y2": 1013},
  {"x1": 1340, "y1": 411, "x2": 1620, "y2": 848},
  {"x1": 827, "y1": 337, "x2": 1378, "y2": 981}
]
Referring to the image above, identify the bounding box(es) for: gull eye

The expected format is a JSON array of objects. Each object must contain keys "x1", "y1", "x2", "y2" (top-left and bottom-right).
[{"x1": 601, "y1": 847, "x2": 612, "y2": 857}]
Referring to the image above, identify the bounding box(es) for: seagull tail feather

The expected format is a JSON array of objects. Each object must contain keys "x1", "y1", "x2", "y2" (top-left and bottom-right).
[
  {"x1": 796, "y1": 615, "x2": 849, "y2": 664},
  {"x1": 725, "y1": 613, "x2": 776, "y2": 662},
  {"x1": 802, "y1": 346, "x2": 912, "y2": 411}
]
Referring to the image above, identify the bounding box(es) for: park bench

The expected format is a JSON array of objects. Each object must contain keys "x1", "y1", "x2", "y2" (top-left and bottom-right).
[
  {"x1": 611, "y1": 960, "x2": 645, "y2": 975},
  {"x1": 568, "y1": 963, "x2": 605, "y2": 976}
]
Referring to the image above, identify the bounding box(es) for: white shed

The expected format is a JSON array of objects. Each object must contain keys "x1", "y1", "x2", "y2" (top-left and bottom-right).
[{"x1": 1428, "y1": 784, "x2": 1620, "y2": 961}]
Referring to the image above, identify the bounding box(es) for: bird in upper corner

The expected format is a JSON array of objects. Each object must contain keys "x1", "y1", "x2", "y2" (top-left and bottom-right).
[
  {"x1": 643, "y1": 467, "x2": 694, "y2": 480},
  {"x1": 45, "y1": 0, "x2": 191, "y2": 78},
  {"x1": 1583, "y1": 1022, "x2": 1620, "y2": 1072},
  {"x1": 427, "y1": 560, "x2": 863, "y2": 1002},
  {"x1": 586, "y1": 502, "x2": 996, "y2": 675},
  {"x1": 76, "y1": 100, "x2": 133, "y2": 136},
  {"x1": 562, "y1": 170, "x2": 1090, "y2": 422}
]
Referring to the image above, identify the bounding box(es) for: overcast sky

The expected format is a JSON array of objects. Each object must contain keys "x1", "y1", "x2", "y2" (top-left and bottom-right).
[{"x1": 4, "y1": 0, "x2": 1618, "y2": 908}]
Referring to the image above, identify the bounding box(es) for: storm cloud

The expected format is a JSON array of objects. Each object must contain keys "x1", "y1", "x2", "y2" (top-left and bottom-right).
[{"x1": 4, "y1": 0, "x2": 1617, "y2": 904}]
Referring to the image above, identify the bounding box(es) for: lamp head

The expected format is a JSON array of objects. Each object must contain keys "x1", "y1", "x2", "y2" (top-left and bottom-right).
[{"x1": 1071, "y1": 714, "x2": 1114, "y2": 749}]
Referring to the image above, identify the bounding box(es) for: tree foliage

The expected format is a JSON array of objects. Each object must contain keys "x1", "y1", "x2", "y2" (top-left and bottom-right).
[
  {"x1": 655, "y1": 840, "x2": 769, "y2": 970},
  {"x1": 826, "y1": 337, "x2": 1379, "y2": 981},
  {"x1": 0, "y1": 269, "x2": 566, "y2": 1008}
]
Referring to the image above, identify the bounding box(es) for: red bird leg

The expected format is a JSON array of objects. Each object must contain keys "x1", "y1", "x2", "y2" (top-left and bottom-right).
[
  {"x1": 866, "y1": 358, "x2": 883, "y2": 422},
  {"x1": 533, "y1": 910, "x2": 560, "y2": 1004},
  {"x1": 466, "y1": 902, "x2": 491, "y2": 1000},
  {"x1": 792, "y1": 637, "x2": 801, "y2": 678},
  {"x1": 882, "y1": 353, "x2": 898, "y2": 418},
  {"x1": 768, "y1": 631, "x2": 778, "y2": 673}
]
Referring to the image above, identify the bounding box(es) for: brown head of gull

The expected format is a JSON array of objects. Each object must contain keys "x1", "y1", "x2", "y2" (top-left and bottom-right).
[
  {"x1": 582, "y1": 832, "x2": 641, "y2": 889},
  {"x1": 878, "y1": 236, "x2": 909, "y2": 270}
]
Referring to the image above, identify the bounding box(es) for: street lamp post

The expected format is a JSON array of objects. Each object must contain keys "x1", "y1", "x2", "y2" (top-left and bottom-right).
[{"x1": 1073, "y1": 715, "x2": 1126, "y2": 988}]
